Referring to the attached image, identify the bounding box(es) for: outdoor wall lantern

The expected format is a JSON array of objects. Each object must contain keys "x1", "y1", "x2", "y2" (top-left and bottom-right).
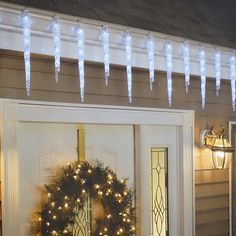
[{"x1": 200, "y1": 127, "x2": 234, "y2": 169}]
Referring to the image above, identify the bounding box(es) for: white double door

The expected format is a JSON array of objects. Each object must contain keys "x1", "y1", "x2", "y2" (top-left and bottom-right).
[{"x1": 17, "y1": 123, "x2": 178, "y2": 235}]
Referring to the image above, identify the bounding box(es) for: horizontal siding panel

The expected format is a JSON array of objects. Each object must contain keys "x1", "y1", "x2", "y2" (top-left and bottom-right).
[
  {"x1": 195, "y1": 182, "x2": 229, "y2": 198},
  {"x1": 0, "y1": 86, "x2": 235, "y2": 118},
  {"x1": 196, "y1": 220, "x2": 229, "y2": 236},
  {"x1": 195, "y1": 154, "x2": 216, "y2": 171},
  {"x1": 0, "y1": 86, "x2": 170, "y2": 107},
  {"x1": 196, "y1": 207, "x2": 229, "y2": 225},
  {"x1": 195, "y1": 169, "x2": 229, "y2": 184},
  {"x1": 195, "y1": 163, "x2": 216, "y2": 172},
  {"x1": 196, "y1": 195, "x2": 229, "y2": 212},
  {"x1": 0, "y1": 66, "x2": 232, "y2": 104},
  {"x1": 212, "y1": 234, "x2": 230, "y2": 236}
]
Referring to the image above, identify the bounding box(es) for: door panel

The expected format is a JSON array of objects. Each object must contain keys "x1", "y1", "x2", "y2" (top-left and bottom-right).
[
  {"x1": 18, "y1": 122, "x2": 78, "y2": 236},
  {"x1": 84, "y1": 124, "x2": 134, "y2": 186},
  {"x1": 138, "y1": 125, "x2": 179, "y2": 236}
]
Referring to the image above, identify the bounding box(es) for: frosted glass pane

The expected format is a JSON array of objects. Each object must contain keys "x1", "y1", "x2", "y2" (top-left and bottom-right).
[{"x1": 151, "y1": 147, "x2": 168, "y2": 236}]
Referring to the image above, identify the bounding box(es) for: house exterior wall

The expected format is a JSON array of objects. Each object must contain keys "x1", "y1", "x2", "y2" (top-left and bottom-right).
[{"x1": 0, "y1": 49, "x2": 235, "y2": 236}]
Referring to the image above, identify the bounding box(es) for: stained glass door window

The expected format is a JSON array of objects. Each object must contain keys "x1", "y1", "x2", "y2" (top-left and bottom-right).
[
  {"x1": 151, "y1": 147, "x2": 169, "y2": 236},
  {"x1": 71, "y1": 197, "x2": 91, "y2": 236}
]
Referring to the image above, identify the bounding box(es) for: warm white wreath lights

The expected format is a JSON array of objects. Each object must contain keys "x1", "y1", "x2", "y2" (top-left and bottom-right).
[{"x1": 17, "y1": 10, "x2": 236, "y2": 110}]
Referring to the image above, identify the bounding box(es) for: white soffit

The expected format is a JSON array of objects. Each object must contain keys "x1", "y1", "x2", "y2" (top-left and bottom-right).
[{"x1": 0, "y1": 2, "x2": 234, "y2": 80}]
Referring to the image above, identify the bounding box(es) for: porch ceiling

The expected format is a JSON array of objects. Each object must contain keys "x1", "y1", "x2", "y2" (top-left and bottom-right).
[{"x1": 1, "y1": 0, "x2": 236, "y2": 49}]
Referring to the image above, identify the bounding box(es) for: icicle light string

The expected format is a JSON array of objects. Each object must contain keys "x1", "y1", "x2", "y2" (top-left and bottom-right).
[
  {"x1": 230, "y1": 55, "x2": 236, "y2": 111},
  {"x1": 20, "y1": 9, "x2": 31, "y2": 96},
  {"x1": 49, "y1": 16, "x2": 61, "y2": 82},
  {"x1": 123, "y1": 31, "x2": 132, "y2": 103},
  {"x1": 75, "y1": 25, "x2": 85, "y2": 102},
  {"x1": 214, "y1": 49, "x2": 221, "y2": 96},
  {"x1": 13, "y1": 10, "x2": 236, "y2": 111},
  {"x1": 181, "y1": 41, "x2": 190, "y2": 93},
  {"x1": 146, "y1": 34, "x2": 155, "y2": 90},
  {"x1": 100, "y1": 25, "x2": 110, "y2": 86},
  {"x1": 165, "y1": 41, "x2": 173, "y2": 107},
  {"x1": 199, "y1": 48, "x2": 206, "y2": 109}
]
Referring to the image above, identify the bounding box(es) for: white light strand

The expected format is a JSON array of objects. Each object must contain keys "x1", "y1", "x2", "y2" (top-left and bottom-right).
[
  {"x1": 50, "y1": 16, "x2": 60, "y2": 82},
  {"x1": 20, "y1": 9, "x2": 31, "y2": 96},
  {"x1": 165, "y1": 41, "x2": 173, "y2": 107},
  {"x1": 214, "y1": 49, "x2": 221, "y2": 96},
  {"x1": 146, "y1": 34, "x2": 155, "y2": 90},
  {"x1": 123, "y1": 31, "x2": 132, "y2": 103},
  {"x1": 199, "y1": 48, "x2": 206, "y2": 109},
  {"x1": 75, "y1": 25, "x2": 85, "y2": 102},
  {"x1": 100, "y1": 25, "x2": 110, "y2": 86},
  {"x1": 181, "y1": 41, "x2": 190, "y2": 93},
  {"x1": 15, "y1": 15, "x2": 236, "y2": 109},
  {"x1": 230, "y1": 55, "x2": 236, "y2": 111}
]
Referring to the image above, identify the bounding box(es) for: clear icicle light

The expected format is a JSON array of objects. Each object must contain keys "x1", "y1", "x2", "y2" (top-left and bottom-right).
[
  {"x1": 20, "y1": 9, "x2": 31, "y2": 96},
  {"x1": 230, "y1": 55, "x2": 236, "y2": 111},
  {"x1": 50, "y1": 16, "x2": 61, "y2": 82},
  {"x1": 75, "y1": 25, "x2": 85, "y2": 102},
  {"x1": 123, "y1": 31, "x2": 132, "y2": 103},
  {"x1": 214, "y1": 49, "x2": 221, "y2": 96},
  {"x1": 147, "y1": 34, "x2": 155, "y2": 90},
  {"x1": 100, "y1": 25, "x2": 110, "y2": 86},
  {"x1": 181, "y1": 41, "x2": 190, "y2": 93},
  {"x1": 164, "y1": 41, "x2": 173, "y2": 107},
  {"x1": 199, "y1": 48, "x2": 206, "y2": 109}
]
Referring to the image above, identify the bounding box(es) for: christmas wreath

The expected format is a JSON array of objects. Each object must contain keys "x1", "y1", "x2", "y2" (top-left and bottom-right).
[{"x1": 34, "y1": 161, "x2": 135, "y2": 236}]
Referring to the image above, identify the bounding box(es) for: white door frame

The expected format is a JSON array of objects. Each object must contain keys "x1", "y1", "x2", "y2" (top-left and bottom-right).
[
  {"x1": 228, "y1": 121, "x2": 236, "y2": 236},
  {"x1": 0, "y1": 99, "x2": 194, "y2": 236}
]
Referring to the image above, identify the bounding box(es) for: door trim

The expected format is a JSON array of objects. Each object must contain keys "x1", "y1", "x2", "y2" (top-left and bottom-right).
[
  {"x1": 228, "y1": 121, "x2": 236, "y2": 236},
  {"x1": 0, "y1": 99, "x2": 194, "y2": 236}
]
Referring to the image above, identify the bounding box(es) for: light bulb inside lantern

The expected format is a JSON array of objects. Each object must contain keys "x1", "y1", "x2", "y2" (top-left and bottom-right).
[{"x1": 214, "y1": 151, "x2": 224, "y2": 159}]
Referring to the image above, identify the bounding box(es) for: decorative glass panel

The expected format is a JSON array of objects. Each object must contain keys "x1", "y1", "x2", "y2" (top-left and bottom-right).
[
  {"x1": 72, "y1": 196, "x2": 91, "y2": 236},
  {"x1": 151, "y1": 147, "x2": 168, "y2": 236}
]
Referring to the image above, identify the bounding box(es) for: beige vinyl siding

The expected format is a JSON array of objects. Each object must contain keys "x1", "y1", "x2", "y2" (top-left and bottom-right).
[
  {"x1": 0, "y1": 50, "x2": 235, "y2": 236},
  {"x1": 195, "y1": 169, "x2": 229, "y2": 234}
]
